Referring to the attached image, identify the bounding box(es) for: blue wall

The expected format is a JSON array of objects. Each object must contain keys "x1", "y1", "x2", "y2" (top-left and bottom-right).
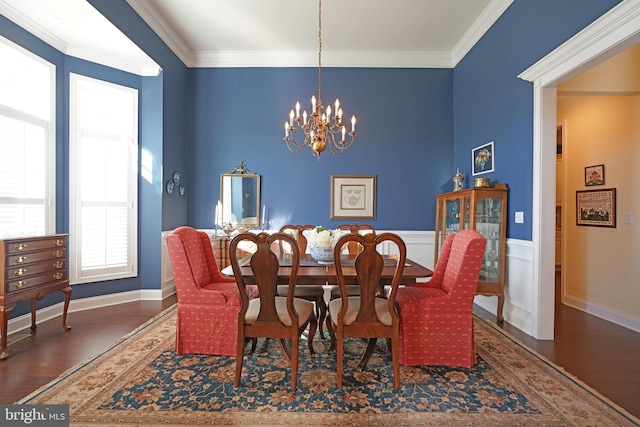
[
  {"x1": 453, "y1": 0, "x2": 622, "y2": 240},
  {"x1": 189, "y1": 67, "x2": 453, "y2": 231}
]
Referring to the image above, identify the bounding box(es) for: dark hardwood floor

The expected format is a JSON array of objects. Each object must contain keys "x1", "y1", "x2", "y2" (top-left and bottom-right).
[{"x1": 1, "y1": 275, "x2": 638, "y2": 419}]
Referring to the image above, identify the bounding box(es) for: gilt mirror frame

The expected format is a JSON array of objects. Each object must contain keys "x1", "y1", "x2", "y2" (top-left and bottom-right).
[{"x1": 220, "y1": 161, "x2": 261, "y2": 227}]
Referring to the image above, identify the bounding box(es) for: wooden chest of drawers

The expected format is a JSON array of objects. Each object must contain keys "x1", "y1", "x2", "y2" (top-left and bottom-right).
[{"x1": 1, "y1": 234, "x2": 72, "y2": 360}]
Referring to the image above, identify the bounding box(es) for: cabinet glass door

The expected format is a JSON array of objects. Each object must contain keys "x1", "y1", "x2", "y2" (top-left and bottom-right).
[
  {"x1": 445, "y1": 199, "x2": 461, "y2": 235},
  {"x1": 476, "y1": 196, "x2": 502, "y2": 282}
]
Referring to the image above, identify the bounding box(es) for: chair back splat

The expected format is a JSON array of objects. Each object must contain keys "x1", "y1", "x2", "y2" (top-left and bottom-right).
[
  {"x1": 230, "y1": 232, "x2": 317, "y2": 392},
  {"x1": 327, "y1": 231, "x2": 406, "y2": 389},
  {"x1": 277, "y1": 224, "x2": 327, "y2": 340}
]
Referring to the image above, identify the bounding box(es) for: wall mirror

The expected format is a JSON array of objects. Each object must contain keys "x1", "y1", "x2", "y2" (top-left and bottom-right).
[{"x1": 220, "y1": 161, "x2": 261, "y2": 227}]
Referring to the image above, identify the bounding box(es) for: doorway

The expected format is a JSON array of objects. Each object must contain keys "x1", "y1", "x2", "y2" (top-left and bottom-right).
[{"x1": 518, "y1": 1, "x2": 640, "y2": 339}]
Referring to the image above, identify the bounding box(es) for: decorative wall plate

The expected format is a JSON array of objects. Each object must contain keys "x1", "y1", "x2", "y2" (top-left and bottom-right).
[
  {"x1": 172, "y1": 171, "x2": 181, "y2": 185},
  {"x1": 179, "y1": 184, "x2": 186, "y2": 197},
  {"x1": 166, "y1": 181, "x2": 175, "y2": 194}
]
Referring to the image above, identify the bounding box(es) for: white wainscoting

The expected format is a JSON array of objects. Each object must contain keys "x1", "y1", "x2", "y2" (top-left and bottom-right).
[{"x1": 7, "y1": 230, "x2": 538, "y2": 338}]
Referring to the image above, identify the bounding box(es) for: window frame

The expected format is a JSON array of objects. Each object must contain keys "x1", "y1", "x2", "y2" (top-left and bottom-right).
[
  {"x1": 0, "y1": 35, "x2": 56, "y2": 237},
  {"x1": 68, "y1": 73, "x2": 138, "y2": 284}
]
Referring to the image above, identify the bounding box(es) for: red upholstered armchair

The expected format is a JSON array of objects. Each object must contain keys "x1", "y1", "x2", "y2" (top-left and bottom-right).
[
  {"x1": 395, "y1": 229, "x2": 486, "y2": 368},
  {"x1": 166, "y1": 226, "x2": 258, "y2": 356}
]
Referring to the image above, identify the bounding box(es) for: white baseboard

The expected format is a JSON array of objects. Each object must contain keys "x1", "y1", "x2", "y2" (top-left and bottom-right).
[
  {"x1": 6, "y1": 288, "x2": 167, "y2": 336},
  {"x1": 563, "y1": 295, "x2": 640, "y2": 333}
]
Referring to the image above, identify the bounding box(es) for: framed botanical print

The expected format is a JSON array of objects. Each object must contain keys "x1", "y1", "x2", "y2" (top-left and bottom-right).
[{"x1": 330, "y1": 174, "x2": 376, "y2": 220}]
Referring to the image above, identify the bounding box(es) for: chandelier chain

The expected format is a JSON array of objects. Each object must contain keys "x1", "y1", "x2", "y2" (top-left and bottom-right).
[{"x1": 317, "y1": 0, "x2": 322, "y2": 103}]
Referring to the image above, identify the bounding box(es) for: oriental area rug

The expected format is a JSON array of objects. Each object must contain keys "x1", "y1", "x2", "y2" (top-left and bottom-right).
[{"x1": 19, "y1": 305, "x2": 639, "y2": 426}]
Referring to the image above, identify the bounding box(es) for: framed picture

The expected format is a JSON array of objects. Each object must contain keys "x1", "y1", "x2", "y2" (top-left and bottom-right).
[
  {"x1": 330, "y1": 174, "x2": 376, "y2": 220},
  {"x1": 472, "y1": 141, "x2": 495, "y2": 175},
  {"x1": 585, "y1": 164, "x2": 605, "y2": 186},
  {"x1": 576, "y1": 188, "x2": 616, "y2": 228}
]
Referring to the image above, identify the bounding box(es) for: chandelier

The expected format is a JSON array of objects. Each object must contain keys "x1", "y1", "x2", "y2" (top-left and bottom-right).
[{"x1": 283, "y1": 0, "x2": 357, "y2": 160}]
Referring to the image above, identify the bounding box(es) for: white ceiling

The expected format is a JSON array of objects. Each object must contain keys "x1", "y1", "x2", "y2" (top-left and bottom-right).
[{"x1": 0, "y1": 0, "x2": 512, "y2": 76}]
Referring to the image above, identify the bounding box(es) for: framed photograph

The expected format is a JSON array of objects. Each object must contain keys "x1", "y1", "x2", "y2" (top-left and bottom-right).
[
  {"x1": 330, "y1": 174, "x2": 376, "y2": 220},
  {"x1": 576, "y1": 188, "x2": 616, "y2": 228},
  {"x1": 472, "y1": 141, "x2": 495, "y2": 175},
  {"x1": 585, "y1": 164, "x2": 605, "y2": 186}
]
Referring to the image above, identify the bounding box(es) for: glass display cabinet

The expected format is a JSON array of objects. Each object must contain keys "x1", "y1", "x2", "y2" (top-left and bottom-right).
[{"x1": 434, "y1": 183, "x2": 508, "y2": 321}]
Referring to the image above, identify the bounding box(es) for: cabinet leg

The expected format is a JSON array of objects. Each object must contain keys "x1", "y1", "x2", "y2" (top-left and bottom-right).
[
  {"x1": 30, "y1": 299, "x2": 37, "y2": 331},
  {"x1": 1, "y1": 304, "x2": 16, "y2": 360},
  {"x1": 497, "y1": 295, "x2": 505, "y2": 323},
  {"x1": 60, "y1": 287, "x2": 72, "y2": 331}
]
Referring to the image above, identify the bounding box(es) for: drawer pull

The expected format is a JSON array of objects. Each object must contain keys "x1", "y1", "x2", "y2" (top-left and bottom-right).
[
  {"x1": 14, "y1": 243, "x2": 27, "y2": 251},
  {"x1": 16, "y1": 281, "x2": 27, "y2": 290},
  {"x1": 14, "y1": 268, "x2": 27, "y2": 276},
  {"x1": 53, "y1": 250, "x2": 64, "y2": 258},
  {"x1": 53, "y1": 239, "x2": 64, "y2": 247},
  {"x1": 15, "y1": 256, "x2": 27, "y2": 264},
  {"x1": 53, "y1": 261, "x2": 64, "y2": 269},
  {"x1": 53, "y1": 272, "x2": 64, "y2": 280}
]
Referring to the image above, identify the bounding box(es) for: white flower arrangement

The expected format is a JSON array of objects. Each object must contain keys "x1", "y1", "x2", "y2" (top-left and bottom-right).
[{"x1": 307, "y1": 226, "x2": 343, "y2": 248}]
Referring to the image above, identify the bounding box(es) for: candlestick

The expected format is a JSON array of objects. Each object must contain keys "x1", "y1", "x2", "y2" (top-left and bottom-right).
[{"x1": 261, "y1": 205, "x2": 266, "y2": 231}]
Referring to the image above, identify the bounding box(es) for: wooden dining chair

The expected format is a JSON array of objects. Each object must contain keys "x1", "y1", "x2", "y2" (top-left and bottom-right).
[
  {"x1": 229, "y1": 232, "x2": 317, "y2": 392},
  {"x1": 277, "y1": 224, "x2": 327, "y2": 339},
  {"x1": 329, "y1": 224, "x2": 375, "y2": 299},
  {"x1": 326, "y1": 231, "x2": 406, "y2": 389}
]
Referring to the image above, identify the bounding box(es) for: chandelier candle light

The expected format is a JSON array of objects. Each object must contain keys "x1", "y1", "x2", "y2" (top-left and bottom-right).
[{"x1": 283, "y1": 0, "x2": 357, "y2": 160}]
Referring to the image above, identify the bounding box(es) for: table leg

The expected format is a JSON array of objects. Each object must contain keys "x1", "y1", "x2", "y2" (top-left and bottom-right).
[
  {"x1": 356, "y1": 338, "x2": 377, "y2": 372},
  {"x1": 60, "y1": 286, "x2": 72, "y2": 331},
  {"x1": 0, "y1": 304, "x2": 16, "y2": 360}
]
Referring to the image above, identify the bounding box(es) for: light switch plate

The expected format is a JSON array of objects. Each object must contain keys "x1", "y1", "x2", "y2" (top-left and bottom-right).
[
  {"x1": 625, "y1": 213, "x2": 633, "y2": 224},
  {"x1": 515, "y1": 211, "x2": 524, "y2": 223}
]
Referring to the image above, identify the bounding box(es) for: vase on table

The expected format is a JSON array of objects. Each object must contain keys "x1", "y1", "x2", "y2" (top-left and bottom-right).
[{"x1": 309, "y1": 245, "x2": 334, "y2": 264}]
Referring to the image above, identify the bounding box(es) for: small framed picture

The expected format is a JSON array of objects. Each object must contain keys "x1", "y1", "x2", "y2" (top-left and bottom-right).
[
  {"x1": 576, "y1": 188, "x2": 616, "y2": 228},
  {"x1": 472, "y1": 141, "x2": 494, "y2": 176},
  {"x1": 585, "y1": 164, "x2": 605, "y2": 186},
  {"x1": 330, "y1": 174, "x2": 376, "y2": 220}
]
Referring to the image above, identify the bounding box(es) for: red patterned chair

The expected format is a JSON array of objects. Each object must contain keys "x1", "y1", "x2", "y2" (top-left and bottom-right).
[
  {"x1": 395, "y1": 229, "x2": 486, "y2": 368},
  {"x1": 166, "y1": 226, "x2": 258, "y2": 356}
]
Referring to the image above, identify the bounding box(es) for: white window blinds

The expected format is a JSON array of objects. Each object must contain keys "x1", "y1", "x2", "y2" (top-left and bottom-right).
[
  {"x1": 0, "y1": 37, "x2": 54, "y2": 238},
  {"x1": 69, "y1": 74, "x2": 138, "y2": 283}
]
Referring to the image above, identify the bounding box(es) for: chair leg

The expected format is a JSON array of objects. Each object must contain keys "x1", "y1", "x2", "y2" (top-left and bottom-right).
[
  {"x1": 391, "y1": 337, "x2": 400, "y2": 389},
  {"x1": 234, "y1": 332, "x2": 246, "y2": 388},
  {"x1": 290, "y1": 335, "x2": 299, "y2": 392},
  {"x1": 337, "y1": 334, "x2": 344, "y2": 388}
]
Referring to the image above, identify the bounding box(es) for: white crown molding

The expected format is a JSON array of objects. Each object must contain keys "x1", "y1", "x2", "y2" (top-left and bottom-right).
[
  {"x1": 452, "y1": 0, "x2": 514, "y2": 66},
  {"x1": 127, "y1": 0, "x2": 194, "y2": 67},
  {"x1": 192, "y1": 50, "x2": 454, "y2": 68},
  {"x1": 518, "y1": 0, "x2": 640, "y2": 86}
]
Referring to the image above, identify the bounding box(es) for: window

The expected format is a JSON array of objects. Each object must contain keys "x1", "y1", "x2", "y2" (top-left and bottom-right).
[
  {"x1": 0, "y1": 36, "x2": 55, "y2": 237},
  {"x1": 69, "y1": 74, "x2": 138, "y2": 283}
]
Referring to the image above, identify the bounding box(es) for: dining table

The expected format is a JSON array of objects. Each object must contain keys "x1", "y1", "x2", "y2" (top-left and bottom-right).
[{"x1": 220, "y1": 253, "x2": 433, "y2": 287}]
